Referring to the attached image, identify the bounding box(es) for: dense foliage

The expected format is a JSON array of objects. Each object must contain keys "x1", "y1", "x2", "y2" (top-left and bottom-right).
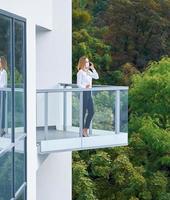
[
  {"x1": 73, "y1": 1, "x2": 170, "y2": 199},
  {"x1": 72, "y1": 0, "x2": 170, "y2": 85}
]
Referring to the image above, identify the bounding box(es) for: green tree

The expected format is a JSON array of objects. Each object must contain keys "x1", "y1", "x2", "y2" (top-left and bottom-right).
[
  {"x1": 130, "y1": 57, "x2": 170, "y2": 129},
  {"x1": 72, "y1": 0, "x2": 170, "y2": 199},
  {"x1": 95, "y1": 0, "x2": 170, "y2": 69},
  {"x1": 73, "y1": 152, "x2": 97, "y2": 200},
  {"x1": 73, "y1": 57, "x2": 170, "y2": 200},
  {"x1": 72, "y1": 29, "x2": 112, "y2": 84},
  {"x1": 72, "y1": 0, "x2": 112, "y2": 84}
]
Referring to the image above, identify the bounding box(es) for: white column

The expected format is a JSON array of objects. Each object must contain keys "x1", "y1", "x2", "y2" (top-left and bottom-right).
[
  {"x1": 37, "y1": 152, "x2": 72, "y2": 200},
  {"x1": 26, "y1": 19, "x2": 37, "y2": 200}
]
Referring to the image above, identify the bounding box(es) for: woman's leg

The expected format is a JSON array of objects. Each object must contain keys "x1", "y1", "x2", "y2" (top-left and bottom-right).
[
  {"x1": 82, "y1": 92, "x2": 88, "y2": 136},
  {"x1": 2, "y1": 92, "x2": 6, "y2": 129},
  {"x1": 84, "y1": 93, "x2": 94, "y2": 129},
  {"x1": 0, "y1": 92, "x2": 6, "y2": 136},
  {"x1": 0, "y1": 92, "x2": 2, "y2": 132},
  {"x1": 83, "y1": 92, "x2": 88, "y2": 128}
]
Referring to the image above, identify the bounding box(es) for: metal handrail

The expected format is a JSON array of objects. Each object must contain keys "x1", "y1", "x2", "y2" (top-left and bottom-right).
[
  {"x1": 58, "y1": 83, "x2": 115, "y2": 88},
  {"x1": 58, "y1": 83, "x2": 78, "y2": 88},
  {"x1": 37, "y1": 86, "x2": 128, "y2": 93}
]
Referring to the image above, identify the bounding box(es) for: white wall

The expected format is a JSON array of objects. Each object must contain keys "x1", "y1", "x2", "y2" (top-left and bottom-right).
[
  {"x1": 0, "y1": 1, "x2": 53, "y2": 199},
  {"x1": 36, "y1": 1, "x2": 72, "y2": 89},
  {"x1": 0, "y1": 0, "x2": 72, "y2": 200},
  {"x1": 37, "y1": 152, "x2": 72, "y2": 200},
  {"x1": 0, "y1": 0, "x2": 53, "y2": 29},
  {"x1": 36, "y1": 1, "x2": 72, "y2": 200},
  {"x1": 36, "y1": 0, "x2": 72, "y2": 126}
]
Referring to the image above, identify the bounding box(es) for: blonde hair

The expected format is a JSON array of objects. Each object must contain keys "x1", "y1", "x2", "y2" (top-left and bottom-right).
[
  {"x1": 77, "y1": 56, "x2": 88, "y2": 71},
  {"x1": 0, "y1": 56, "x2": 7, "y2": 70}
]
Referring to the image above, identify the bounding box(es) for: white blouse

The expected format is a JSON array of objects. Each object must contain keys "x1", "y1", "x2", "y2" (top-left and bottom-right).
[
  {"x1": 0, "y1": 69, "x2": 7, "y2": 88},
  {"x1": 77, "y1": 69, "x2": 99, "y2": 88}
]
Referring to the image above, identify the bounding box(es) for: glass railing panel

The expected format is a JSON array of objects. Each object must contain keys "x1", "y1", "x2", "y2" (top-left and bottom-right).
[
  {"x1": 36, "y1": 91, "x2": 82, "y2": 139},
  {"x1": 72, "y1": 91, "x2": 80, "y2": 128},
  {"x1": 36, "y1": 92, "x2": 45, "y2": 133},
  {"x1": 55, "y1": 90, "x2": 81, "y2": 141},
  {"x1": 48, "y1": 92, "x2": 62, "y2": 132},
  {"x1": 120, "y1": 90, "x2": 128, "y2": 133},
  {"x1": 36, "y1": 86, "x2": 128, "y2": 152},
  {"x1": 90, "y1": 90, "x2": 116, "y2": 136},
  {"x1": 70, "y1": 91, "x2": 81, "y2": 137},
  {"x1": 37, "y1": 91, "x2": 70, "y2": 140},
  {"x1": 37, "y1": 90, "x2": 82, "y2": 152},
  {"x1": 36, "y1": 92, "x2": 51, "y2": 141},
  {"x1": 0, "y1": 150, "x2": 12, "y2": 200},
  {"x1": 81, "y1": 89, "x2": 120, "y2": 149}
]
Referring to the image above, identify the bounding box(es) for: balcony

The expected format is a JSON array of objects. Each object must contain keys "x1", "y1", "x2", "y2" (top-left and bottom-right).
[{"x1": 36, "y1": 84, "x2": 128, "y2": 153}]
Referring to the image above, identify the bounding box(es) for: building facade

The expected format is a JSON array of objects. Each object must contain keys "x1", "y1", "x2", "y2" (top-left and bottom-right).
[
  {"x1": 0, "y1": 1, "x2": 128, "y2": 200},
  {"x1": 0, "y1": 1, "x2": 72, "y2": 199}
]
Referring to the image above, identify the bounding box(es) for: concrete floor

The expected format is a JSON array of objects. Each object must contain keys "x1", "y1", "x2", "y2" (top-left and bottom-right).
[{"x1": 36, "y1": 128, "x2": 80, "y2": 142}]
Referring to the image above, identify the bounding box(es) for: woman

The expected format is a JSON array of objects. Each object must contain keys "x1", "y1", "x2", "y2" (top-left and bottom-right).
[
  {"x1": 77, "y1": 56, "x2": 99, "y2": 137},
  {"x1": 0, "y1": 56, "x2": 7, "y2": 137}
]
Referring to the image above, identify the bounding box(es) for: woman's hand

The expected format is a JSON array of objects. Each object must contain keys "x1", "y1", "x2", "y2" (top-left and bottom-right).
[
  {"x1": 86, "y1": 84, "x2": 90, "y2": 88},
  {"x1": 89, "y1": 62, "x2": 95, "y2": 70}
]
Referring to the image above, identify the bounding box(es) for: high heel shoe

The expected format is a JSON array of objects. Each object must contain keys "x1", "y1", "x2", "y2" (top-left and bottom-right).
[
  {"x1": 83, "y1": 133, "x2": 88, "y2": 137},
  {"x1": 82, "y1": 129, "x2": 89, "y2": 137},
  {"x1": 82, "y1": 132, "x2": 86, "y2": 137}
]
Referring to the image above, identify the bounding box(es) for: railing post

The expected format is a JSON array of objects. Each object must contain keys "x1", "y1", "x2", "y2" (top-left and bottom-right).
[
  {"x1": 0, "y1": 91, "x2": 2, "y2": 131},
  {"x1": 115, "y1": 90, "x2": 120, "y2": 134},
  {"x1": 63, "y1": 87, "x2": 67, "y2": 132},
  {"x1": 79, "y1": 91, "x2": 83, "y2": 137},
  {"x1": 89, "y1": 90, "x2": 93, "y2": 136},
  {"x1": 5, "y1": 90, "x2": 8, "y2": 133},
  {"x1": 44, "y1": 92, "x2": 48, "y2": 140},
  {"x1": 89, "y1": 122, "x2": 92, "y2": 136}
]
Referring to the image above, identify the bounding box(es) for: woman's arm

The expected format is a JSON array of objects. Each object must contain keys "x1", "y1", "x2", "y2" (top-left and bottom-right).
[
  {"x1": 77, "y1": 71, "x2": 86, "y2": 88},
  {"x1": 87, "y1": 68, "x2": 99, "y2": 80}
]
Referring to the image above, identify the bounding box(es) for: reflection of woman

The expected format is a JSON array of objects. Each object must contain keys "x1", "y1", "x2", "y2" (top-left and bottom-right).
[
  {"x1": 77, "y1": 56, "x2": 99, "y2": 137},
  {"x1": 0, "y1": 56, "x2": 7, "y2": 137}
]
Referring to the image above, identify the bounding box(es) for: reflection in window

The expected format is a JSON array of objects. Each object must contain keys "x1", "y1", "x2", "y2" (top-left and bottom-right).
[
  {"x1": 15, "y1": 20, "x2": 25, "y2": 136},
  {"x1": 0, "y1": 12, "x2": 27, "y2": 200},
  {"x1": 0, "y1": 152, "x2": 12, "y2": 200},
  {"x1": 0, "y1": 14, "x2": 12, "y2": 138},
  {"x1": 15, "y1": 139, "x2": 25, "y2": 193}
]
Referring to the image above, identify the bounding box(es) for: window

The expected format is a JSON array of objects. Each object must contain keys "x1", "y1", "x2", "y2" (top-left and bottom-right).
[{"x1": 0, "y1": 10, "x2": 26, "y2": 200}]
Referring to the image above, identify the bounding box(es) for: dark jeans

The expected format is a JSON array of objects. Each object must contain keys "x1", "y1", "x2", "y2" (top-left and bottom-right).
[
  {"x1": 83, "y1": 91, "x2": 94, "y2": 129},
  {"x1": 0, "y1": 91, "x2": 6, "y2": 129}
]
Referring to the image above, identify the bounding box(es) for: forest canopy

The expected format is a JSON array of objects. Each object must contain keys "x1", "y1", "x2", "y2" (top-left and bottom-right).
[{"x1": 73, "y1": 1, "x2": 170, "y2": 200}]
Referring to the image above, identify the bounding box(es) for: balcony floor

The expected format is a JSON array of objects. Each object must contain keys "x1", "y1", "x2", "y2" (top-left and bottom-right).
[
  {"x1": 36, "y1": 127, "x2": 121, "y2": 141},
  {"x1": 36, "y1": 127, "x2": 128, "y2": 153},
  {"x1": 0, "y1": 128, "x2": 128, "y2": 153},
  {"x1": 37, "y1": 128, "x2": 80, "y2": 142}
]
